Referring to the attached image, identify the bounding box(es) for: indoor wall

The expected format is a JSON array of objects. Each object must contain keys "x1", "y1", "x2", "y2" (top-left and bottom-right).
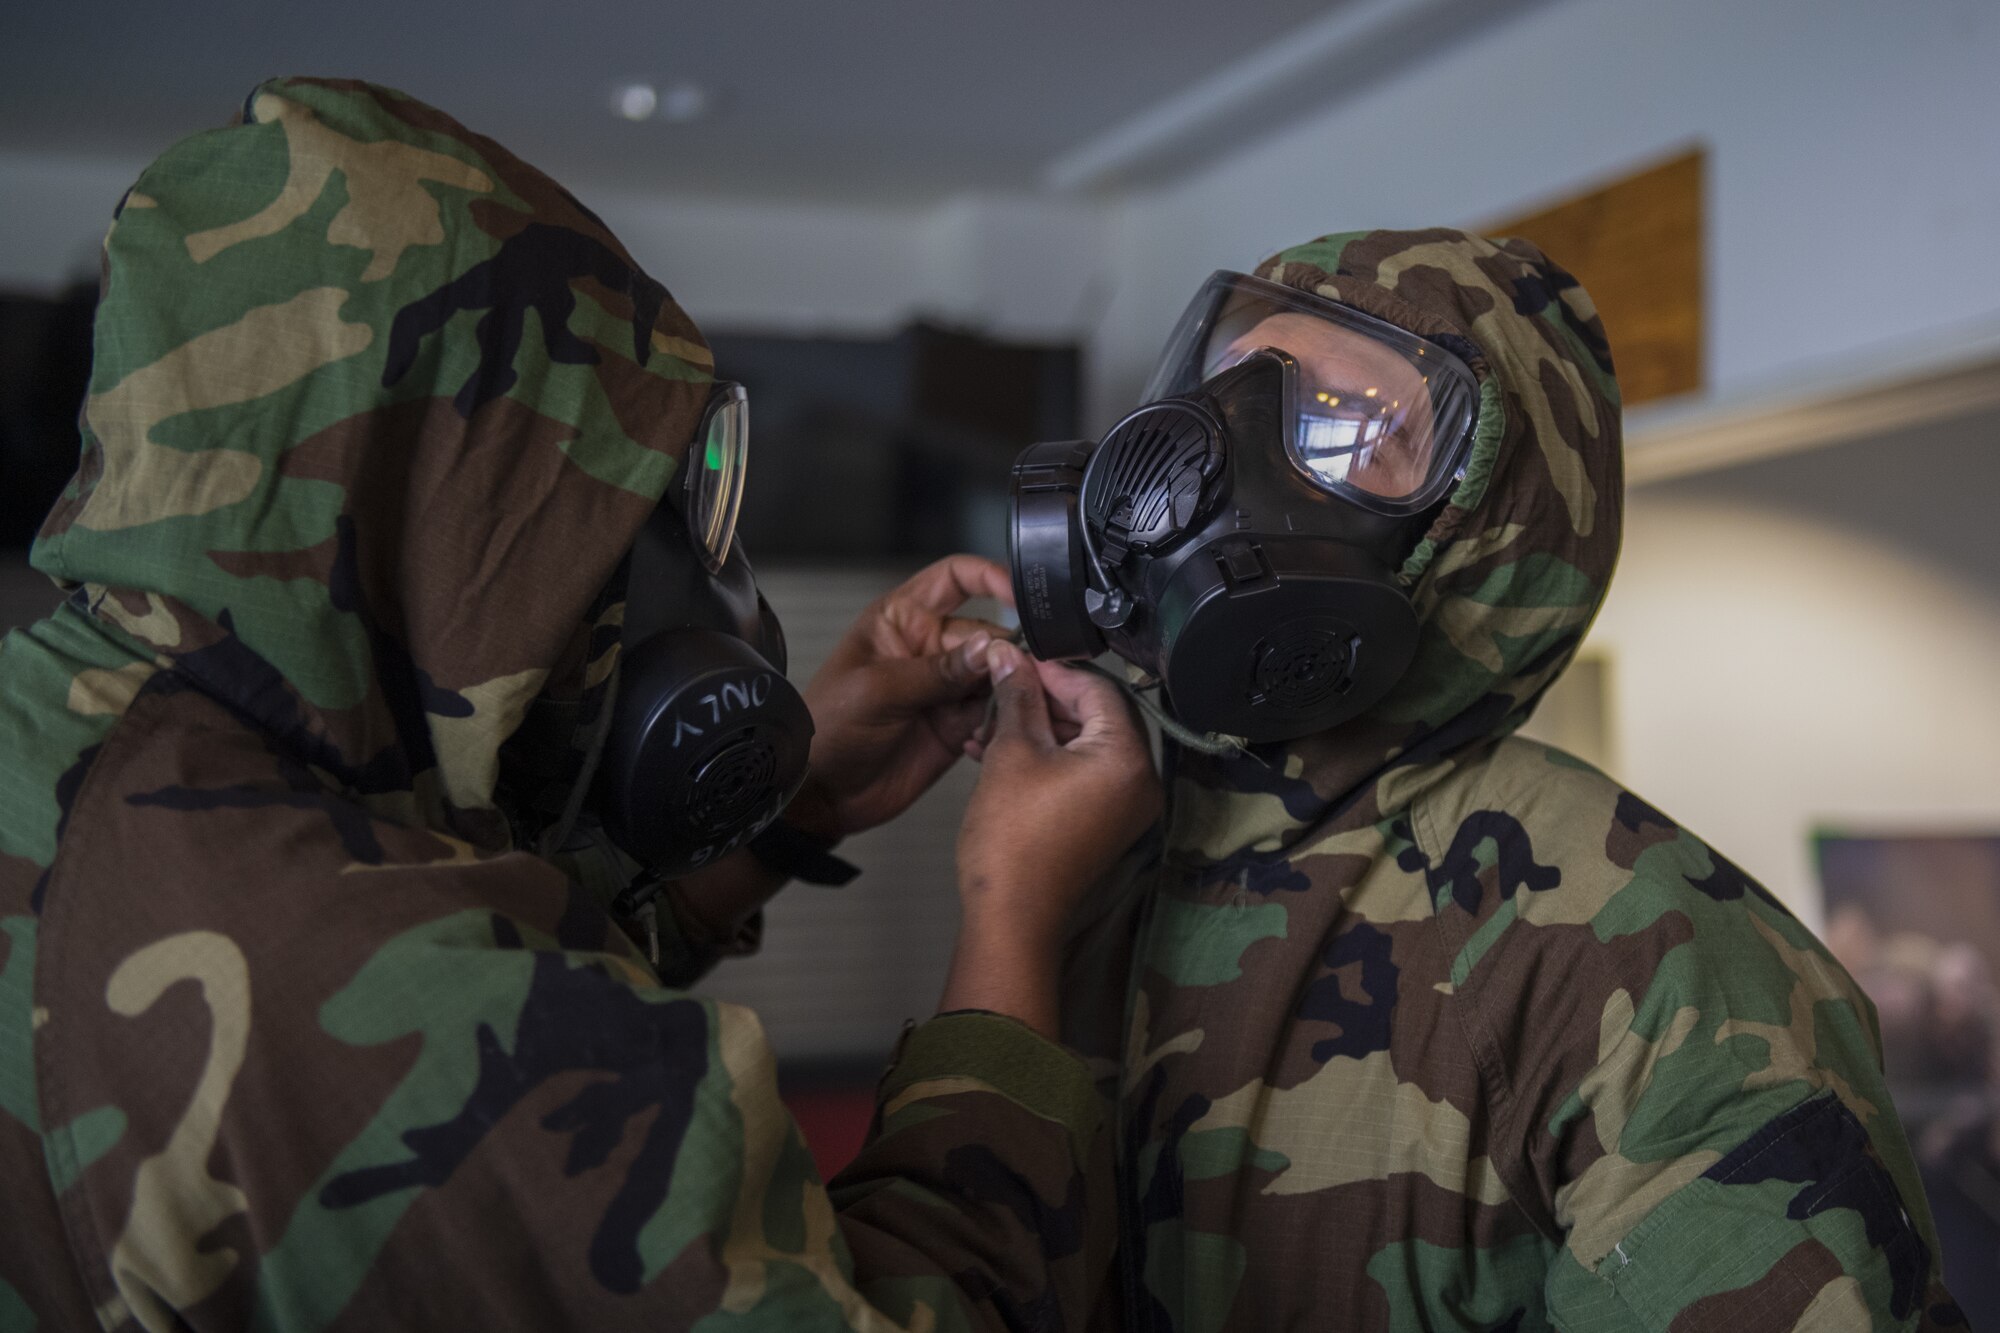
[
  {"x1": 1595, "y1": 405, "x2": 2000, "y2": 930},
  {"x1": 1088, "y1": 0, "x2": 2000, "y2": 428}
]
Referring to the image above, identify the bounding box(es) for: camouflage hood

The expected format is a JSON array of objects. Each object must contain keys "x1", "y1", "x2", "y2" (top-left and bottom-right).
[
  {"x1": 30, "y1": 77, "x2": 714, "y2": 851},
  {"x1": 1166, "y1": 229, "x2": 1622, "y2": 865}
]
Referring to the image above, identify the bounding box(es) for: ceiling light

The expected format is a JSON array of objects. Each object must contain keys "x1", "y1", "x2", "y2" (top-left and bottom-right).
[
  {"x1": 614, "y1": 83, "x2": 658, "y2": 121},
  {"x1": 610, "y1": 80, "x2": 711, "y2": 125},
  {"x1": 656, "y1": 82, "x2": 711, "y2": 124}
]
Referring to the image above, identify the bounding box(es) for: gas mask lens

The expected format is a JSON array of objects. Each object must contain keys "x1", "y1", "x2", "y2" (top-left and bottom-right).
[
  {"x1": 1268, "y1": 335, "x2": 1450, "y2": 503},
  {"x1": 687, "y1": 381, "x2": 748, "y2": 573},
  {"x1": 1147, "y1": 273, "x2": 1479, "y2": 516}
]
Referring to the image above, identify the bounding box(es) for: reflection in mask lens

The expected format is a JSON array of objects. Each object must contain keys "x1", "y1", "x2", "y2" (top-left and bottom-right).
[{"x1": 1295, "y1": 410, "x2": 1387, "y2": 485}]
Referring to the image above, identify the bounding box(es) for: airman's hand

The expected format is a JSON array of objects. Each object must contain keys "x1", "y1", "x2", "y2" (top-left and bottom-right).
[
  {"x1": 943, "y1": 641, "x2": 1161, "y2": 1036},
  {"x1": 791, "y1": 554, "x2": 1012, "y2": 840}
]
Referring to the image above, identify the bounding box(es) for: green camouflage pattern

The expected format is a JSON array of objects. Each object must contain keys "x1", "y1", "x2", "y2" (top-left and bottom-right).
[
  {"x1": 0, "y1": 79, "x2": 1109, "y2": 1331},
  {"x1": 1060, "y1": 230, "x2": 1964, "y2": 1330}
]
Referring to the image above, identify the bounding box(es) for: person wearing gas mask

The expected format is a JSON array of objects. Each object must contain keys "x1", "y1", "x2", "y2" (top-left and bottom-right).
[
  {"x1": 1008, "y1": 232, "x2": 1961, "y2": 1328},
  {"x1": 0, "y1": 78, "x2": 1159, "y2": 1329}
]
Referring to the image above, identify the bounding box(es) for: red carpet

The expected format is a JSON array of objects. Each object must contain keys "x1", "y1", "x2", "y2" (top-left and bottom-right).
[{"x1": 781, "y1": 1084, "x2": 879, "y2": 1180}]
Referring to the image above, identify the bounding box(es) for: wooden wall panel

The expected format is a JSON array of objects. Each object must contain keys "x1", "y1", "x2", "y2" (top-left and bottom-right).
[{"x1": 1482, "y1": 147, "x2": 1705, "y2": 407}]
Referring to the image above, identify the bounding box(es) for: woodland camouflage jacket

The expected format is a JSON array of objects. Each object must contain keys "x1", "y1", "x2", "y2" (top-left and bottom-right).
[
  {"x1": 1059, "y1": 230, "x2": 1967, "y2": 1331},
  {"x1": 0, "y1": 79, "x2": 1110, "y2": 1332}
]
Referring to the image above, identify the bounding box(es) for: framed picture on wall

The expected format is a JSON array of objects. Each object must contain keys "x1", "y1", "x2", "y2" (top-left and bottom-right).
[{"x1": 1814, "y1": 829, "x2": 2000, "y2": 1309}]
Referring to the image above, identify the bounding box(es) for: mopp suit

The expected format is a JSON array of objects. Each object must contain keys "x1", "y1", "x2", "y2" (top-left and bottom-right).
[
  {"x1": 0, "y1": 80, "x2": 1110, "y2": 1331},
  {"x1": 1060, "y1": 230, "x2": 1965, "y2": 1330}
]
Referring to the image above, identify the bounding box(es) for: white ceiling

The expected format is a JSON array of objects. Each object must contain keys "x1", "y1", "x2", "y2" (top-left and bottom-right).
[
  {"x1": 0, "y1": 0, "x2": 1341, "y2": 202},
  {"x1": 0, "y1": 0, "x2": 1552, "y2": 205}
]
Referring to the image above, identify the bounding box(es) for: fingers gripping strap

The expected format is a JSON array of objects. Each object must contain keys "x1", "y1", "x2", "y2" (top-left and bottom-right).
[{"x1": 1065, "y1": 659, "x2": 1264, "y2": 762}]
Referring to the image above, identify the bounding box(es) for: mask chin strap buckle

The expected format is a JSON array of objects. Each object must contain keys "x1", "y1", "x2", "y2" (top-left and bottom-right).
[
  {"x1": 611, "y1": 868, "x2": 667, "y2": 966},
  {"x1": 1084, "y1": 582, "x2": 1132, "y2": 630}
]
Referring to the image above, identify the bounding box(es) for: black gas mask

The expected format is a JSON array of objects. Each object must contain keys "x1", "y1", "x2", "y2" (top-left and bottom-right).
[
  {"x1": 1009, "y1": 272, "x2": 1481, "y2": 744},
  {"x1": 587, "y1": 382, "x2": 814, "y2": 876}
]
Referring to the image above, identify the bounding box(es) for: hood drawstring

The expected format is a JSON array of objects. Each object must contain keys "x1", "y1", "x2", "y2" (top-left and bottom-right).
[
  {"x1": 1065, "y1": 660, "x2": 1268, "y2": 764},
  {"x1": 981, "y1": 627, "x2": 1266, "y2": 764}
]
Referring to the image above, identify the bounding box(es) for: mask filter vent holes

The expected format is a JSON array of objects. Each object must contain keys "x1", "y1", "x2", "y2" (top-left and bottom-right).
[
  {"x1": 686, "y1": 734, "x2": 779, "y2": 838},
  {"x1": 1251, "y1": 622, "x2": 1359, "y2": 711}
]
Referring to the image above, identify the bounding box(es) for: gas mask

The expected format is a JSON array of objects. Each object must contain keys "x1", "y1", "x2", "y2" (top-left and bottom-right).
[
  {"x1": 1009, "y1": 272, "x2": 1480, "y2": 744},
  {"x1": 512, "y1": 381, "x2": 815, "y2": 879}
]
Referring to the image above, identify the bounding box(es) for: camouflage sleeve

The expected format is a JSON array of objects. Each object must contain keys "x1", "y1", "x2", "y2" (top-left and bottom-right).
[
  {"x1": 44, "y1": 855, "x2": 1109, "y2": 1331},
  {"x1": 831, "y1": 1013, "x2": 1114, "y2": 1330},
  {"x1": 1545, "y1": 883, "x2": 1966, "y2": 1330},
  {"x1": 1417, "y1": 752, "x2": 1960, "y2": 1329},
  {"x1": 1473, "y1": 829, "x2": 1958, "y2": 1326}
]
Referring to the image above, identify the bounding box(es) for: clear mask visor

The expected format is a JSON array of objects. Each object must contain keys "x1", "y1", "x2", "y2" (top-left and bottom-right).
[{"x1": 1145, "y1": 272, "x2": 1479, "y2": 515}]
